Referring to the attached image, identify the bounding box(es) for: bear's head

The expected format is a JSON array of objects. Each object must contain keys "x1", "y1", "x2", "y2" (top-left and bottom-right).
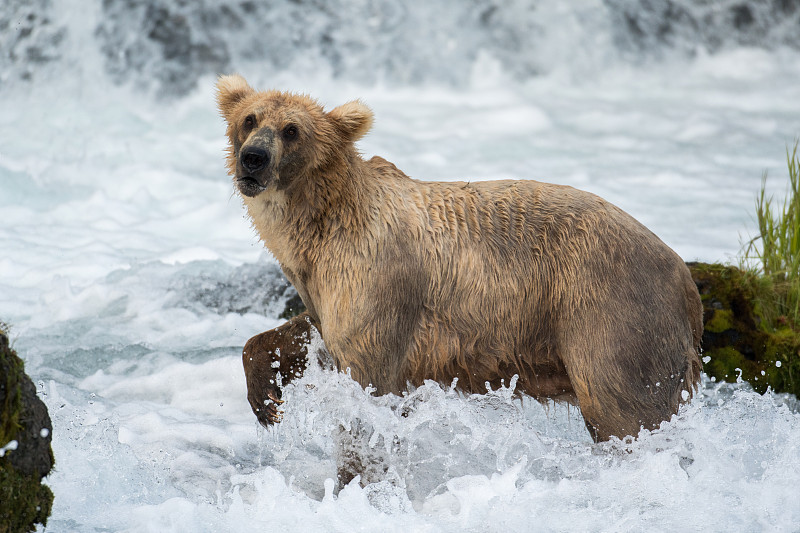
[{"x1": 216, "y1": 75, "x2": 373, "y2": 198}]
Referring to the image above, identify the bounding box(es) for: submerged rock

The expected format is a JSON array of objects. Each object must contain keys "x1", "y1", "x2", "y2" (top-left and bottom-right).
[
  {"x1": 0, "y1": 329, "x2": 54, "y2": 533},
  {"x1": 279, "y1": 290, "x2": 307, "y2": 320},
  {"x1": 688, "y1": 262, "x2": 800, "y2": 397}
]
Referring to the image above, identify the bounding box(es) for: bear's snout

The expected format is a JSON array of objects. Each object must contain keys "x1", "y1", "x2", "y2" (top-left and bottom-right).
[
  {"x1": 236, "y1": 145, "x2": 274, "y2": 197},
  {"x1": 241, "y1": 146, "x2": 270, "y2": 174}
]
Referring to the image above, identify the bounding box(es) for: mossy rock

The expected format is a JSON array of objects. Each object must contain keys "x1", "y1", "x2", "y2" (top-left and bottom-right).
[
  {"x1": 687, "y1": 262, "x2": 800, "y2": 396},
  {"x1": 1, "y1": 330, "x2": 54, "y2": 533}
]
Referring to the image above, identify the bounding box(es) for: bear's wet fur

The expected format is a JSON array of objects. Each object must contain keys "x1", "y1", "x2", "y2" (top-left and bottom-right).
[{"x1": 217, "y1": 75, "x2": 703, "y2": 442}]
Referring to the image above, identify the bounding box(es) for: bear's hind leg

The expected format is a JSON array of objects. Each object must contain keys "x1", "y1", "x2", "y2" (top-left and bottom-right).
[{"x1": 560, "y1": 326, "x2": 689, "y2": 442}]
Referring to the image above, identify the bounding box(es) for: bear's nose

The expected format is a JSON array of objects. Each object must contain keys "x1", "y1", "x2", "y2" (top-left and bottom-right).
[{"x1": 241, "y1": 146, "x2": 269, "y2": 173}]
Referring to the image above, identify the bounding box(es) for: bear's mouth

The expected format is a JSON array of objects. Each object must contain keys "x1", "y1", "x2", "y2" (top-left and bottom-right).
[{"x1": 236, "y1": 176, "x2": 268, "y2": 197}]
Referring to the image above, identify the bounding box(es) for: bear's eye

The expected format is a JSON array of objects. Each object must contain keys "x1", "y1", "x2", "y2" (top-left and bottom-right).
[
  {"x1": 282, "y1": 124, "x2": 299, "y2": 141},
  {"x1": 243, "y1": 115, "x2": 256, "y2": 131}
]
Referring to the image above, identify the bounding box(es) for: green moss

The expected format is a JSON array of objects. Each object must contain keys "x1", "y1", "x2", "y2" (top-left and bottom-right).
[
  {"x1": 688, "y1": 262, "x2": 800, "y2": 396},
  {"x1": 705, "y1": 309, "x2": 735, "y2": 334},
  {"x1": 0, "y1": 467, "x2": 53, "y2": 533},
  {"x1": 760, "y1": 328, "x2": 800, "y2": 395},
  {"x1": 0, "y1": 345, "x2": 24, "y2": 456},
  {"x1": 702, "y1": 344, "x2": 790, "y2": 395},
  {"x1": 1, "y1": 331, "x2": 54, "y2": 533},
  {"x1": 704, "y1": 346, "x2": 747, "y2": 383}
]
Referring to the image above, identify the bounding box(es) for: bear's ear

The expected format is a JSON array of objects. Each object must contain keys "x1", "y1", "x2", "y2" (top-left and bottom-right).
[
  {"x1": 328, "y1": 100, "x2": 374, "y2": 142},
  {"x1": 216, "y1": 74, "x2": 254, "y2": 121}
]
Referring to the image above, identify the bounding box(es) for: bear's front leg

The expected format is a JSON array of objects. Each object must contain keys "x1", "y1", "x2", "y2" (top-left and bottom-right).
[{"x1": 242, "y1": 311, "x2": 317, "y2": 427}]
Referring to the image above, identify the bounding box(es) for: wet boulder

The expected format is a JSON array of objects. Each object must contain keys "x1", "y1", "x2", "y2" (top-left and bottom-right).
[
  {"x1": 0, "y1": 328, "x2": 54, "y2": 533},
  {"x1": 687, "y1": 262, "x2": 800, "y2": 396}
]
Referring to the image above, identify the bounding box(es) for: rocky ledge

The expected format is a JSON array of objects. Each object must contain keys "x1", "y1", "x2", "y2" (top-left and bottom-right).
[
  {"x1": 688, "y1": 262, "x2": 800, "y2": 397},
  {"x1": 1, "y1": 329, "x2": 54, "y2": 533}
]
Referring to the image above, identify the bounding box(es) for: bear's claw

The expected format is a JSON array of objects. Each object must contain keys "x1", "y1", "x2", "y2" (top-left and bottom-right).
[
  {"x1": 253, "y1": 397, "x2": 283, "y2": 427},
  {"x1": 247, "y1": 384, "x2": 285, "y2": 427},
  {"x1": 263, "y1": 392, "x2": 285, "y2": 425},
  {"x1": 268, "y1": 392, "x2": 285, "y2": 404},
  {"x1": 265, "y1": 400, "x2": 283, "y2": 425}
]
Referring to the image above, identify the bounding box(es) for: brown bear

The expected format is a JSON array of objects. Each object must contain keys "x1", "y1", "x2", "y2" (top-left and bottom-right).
[{"x1": 217, "y1": 74, "x2": 703, "y2": 442}]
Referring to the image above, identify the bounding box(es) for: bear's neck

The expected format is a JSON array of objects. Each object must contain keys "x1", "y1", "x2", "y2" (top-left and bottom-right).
[{"x1": 247, "y1": 150, "x2": 379, "y2": 282}]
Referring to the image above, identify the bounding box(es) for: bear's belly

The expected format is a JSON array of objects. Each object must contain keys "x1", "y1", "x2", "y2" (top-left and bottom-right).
[{"x1": 400, "y1": 313, "x2": 574, "y2": 399}]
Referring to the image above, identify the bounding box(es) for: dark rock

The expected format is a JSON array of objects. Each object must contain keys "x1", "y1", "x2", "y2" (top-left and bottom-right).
[
  {"x1": 0, "y1": 329, "x2": 54, "y2": 533},
  {"x1": 604, "y1": 0, "x2": 800, "y2": 58},
  {"x1": 173, "y1": 259, "x2": 293, "y2": 316},
  {"x1": 279, "y1": 290, "x2": 307, "y2": 320},
  {"x1": 0, "y1": 0, "x2": 67, "y2": 85}
]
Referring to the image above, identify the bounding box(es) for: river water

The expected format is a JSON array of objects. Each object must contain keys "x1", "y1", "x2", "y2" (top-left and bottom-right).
[{"x1": 2, "y1": 1, "x2": 800, "y2": 531}]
